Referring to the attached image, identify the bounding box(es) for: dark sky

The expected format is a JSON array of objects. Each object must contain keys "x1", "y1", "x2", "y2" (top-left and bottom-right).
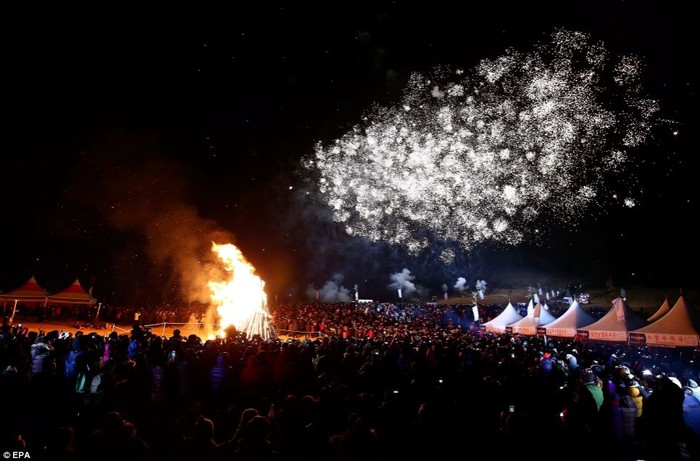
[{"x1": 2, "y1": 1, "x2": 696, "y2": 304}]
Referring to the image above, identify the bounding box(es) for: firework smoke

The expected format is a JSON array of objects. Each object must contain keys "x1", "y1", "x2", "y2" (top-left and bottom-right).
[
  {"x1": 308, "y1": 273, "x2": 352, "y2": 302},
  {"x1": 475, "y1": 279, "x2": 487, "y2": 299},
  {"x1": 454, "y1": 277, "x2": 468, "y2": 294},
  {"x1": 388, "y1": 268, "x2": 417, "y2": 299}
]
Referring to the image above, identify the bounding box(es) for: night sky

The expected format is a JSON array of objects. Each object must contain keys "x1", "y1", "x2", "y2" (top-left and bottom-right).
[{"x1": 2, "y1": 2, "x2": 696, "y2": 305}]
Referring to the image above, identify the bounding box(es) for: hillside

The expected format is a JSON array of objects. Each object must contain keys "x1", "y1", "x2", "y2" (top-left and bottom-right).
[{"x1": 441, "y1": 268, "x2": 697, "y2": 318}]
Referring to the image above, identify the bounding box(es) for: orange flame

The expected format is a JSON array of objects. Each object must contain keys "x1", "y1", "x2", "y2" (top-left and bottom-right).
[{"x1": 208, "y1": 242, "x2": 274, "y2": 339}]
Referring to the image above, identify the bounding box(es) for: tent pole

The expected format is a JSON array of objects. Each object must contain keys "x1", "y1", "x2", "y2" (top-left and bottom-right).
[{"x1": 11, "y1": 300, "x2": 18, "y2": 324}]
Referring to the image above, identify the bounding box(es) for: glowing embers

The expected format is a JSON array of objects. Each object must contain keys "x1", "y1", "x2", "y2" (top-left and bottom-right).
[{"x1": 208, "y1": 242, "x2": 275, "y2": 340}]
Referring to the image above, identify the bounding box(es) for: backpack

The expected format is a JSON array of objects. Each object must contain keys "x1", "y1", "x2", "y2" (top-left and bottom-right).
[{"x1": 90, "y1": 373, "x2": 104, "y2": 394}]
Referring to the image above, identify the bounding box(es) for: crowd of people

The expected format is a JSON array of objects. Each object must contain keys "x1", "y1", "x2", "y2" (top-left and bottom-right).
[{"x1": 1, "y1": 300, "x2": 699, "y2": 460}]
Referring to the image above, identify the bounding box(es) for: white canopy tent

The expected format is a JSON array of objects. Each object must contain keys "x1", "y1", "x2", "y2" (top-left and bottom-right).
[
  {"x1": 542, "y1": 299, "x2": 597, "y2": 338},
  {"x1": 629, "y1": 296, "x2": 700, "y2": 347},
  {"x1": 482, "y1": 301, "x2": 523, "y2": 333},
  {"x1": 646, "y1": 297, "x2": 671, "y2": 323},
  {"x1": 508, "y1": 300, "x2": 557, "y2": 335},
  {"x1": 579, "y1": 297, "x2": 648, "y2": 342}
]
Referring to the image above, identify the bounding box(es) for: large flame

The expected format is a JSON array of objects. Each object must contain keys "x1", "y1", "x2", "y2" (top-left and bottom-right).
[{"x1": 208, "y1": 242, "x2": 275, "y2": 340}]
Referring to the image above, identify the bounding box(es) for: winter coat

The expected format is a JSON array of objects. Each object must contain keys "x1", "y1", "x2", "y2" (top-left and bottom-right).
[
  {"x1": 209, "y1": 354, "x2": 229, "y2": 392},
  {"x1": 619, "y1": 395, "x2": 638, "y2": 438},
  {"x1": 683, "y1": 394, "x2": 700, "y2": 436},
  {"x1": 64, "y1": 348, "x2": 85, "y2": 379},
  {"x1": 31, "y1": 342, "x2": 56, "y2": 377},
  {"x1": 628, "y1": 386, "x2": 644, "y2": 417}
]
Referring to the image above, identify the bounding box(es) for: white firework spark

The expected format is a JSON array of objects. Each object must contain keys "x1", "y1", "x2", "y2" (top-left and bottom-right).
[{"x1": 307, "y1": 29, "x2": 659, "y2": 253}]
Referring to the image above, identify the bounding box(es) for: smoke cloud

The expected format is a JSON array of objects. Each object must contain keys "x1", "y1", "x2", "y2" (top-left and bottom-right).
[
  {"x1": 453, "y1": 277, "x2": 468, "y2": 294},
  {"x1": 308, "y1": 273, "x2": 352, "y2": 302},
  {"x1": 388, "y1": 268, "x2": 416, "y2": 296},
  {"x1": 305, "y1": 283, "x2": 319, "y2": 301},
  {"x1": 475, "y1": 279, "x2": 487, "y2": 299},
  {"x1": 65, "y1": 134, "x2": 232, "y2": 305}
]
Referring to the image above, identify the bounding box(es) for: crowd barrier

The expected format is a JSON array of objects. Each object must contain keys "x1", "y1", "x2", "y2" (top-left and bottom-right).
[
  {"x1": 142, "y1": 321, "x2": 205, "y2": 337},
  {"x1": 275, "y1": 329, "x2": 323, "y2": 339},
  {"x1": 133, "y1": 322, "x2": 323, "y2": 340}
]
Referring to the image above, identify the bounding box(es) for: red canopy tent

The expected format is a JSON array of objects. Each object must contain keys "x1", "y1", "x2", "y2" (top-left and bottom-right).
[
  {"x1": 0, "y1": 276, "x2": 49, "y2": 321},
  {"x1": 48, "y1": 279, "x2": 96, "y2": 305},
  {"x1": 0, "y1": 276, "x2": 49, "y2": 302},
  {"x1": 1, "y1": 277, "x2": 98, "y2": 323}
]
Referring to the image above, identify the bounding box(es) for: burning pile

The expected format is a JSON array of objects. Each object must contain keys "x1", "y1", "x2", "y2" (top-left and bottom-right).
[{"x1": 208, "y1": 242, "x2": 276, "y2": 340}]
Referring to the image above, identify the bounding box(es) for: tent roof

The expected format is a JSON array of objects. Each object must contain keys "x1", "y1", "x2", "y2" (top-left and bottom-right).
[
  {"x1": 508, "y1": 302, "x2": 557, "y2": 335},
  {"x1": 483, "y1": 302, "x2": 523, "y2": 329},
  {"x1": 544, "y1": 300, "x2": 597, "y2": 330},
  {"x1": 582, "y1": 297, "x2": 648, "y2": 333},
  {"x1": 631, "y1": 296, "x2": 700, "y2": 336},
  {"x1": 510, "y1": 302, "x2": 557, "y2": 328},
  {"x1": 534, "y1": 302, "x2": 557, "y2": 324},
  {"x1": 48, "y1": 279, "x2": 96, "y2": 305},
  {"x1": 646, "y1": 298, "x2": 671, "y2": 323},
  {"x1": 0, "y1": 276, "x2": 48, "y2": 301}
]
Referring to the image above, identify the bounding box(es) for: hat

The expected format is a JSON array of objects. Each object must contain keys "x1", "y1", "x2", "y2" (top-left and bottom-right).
[
  {"x1": 543, "y1": 352, "x2": 551, "y2": 358},
  {"x1": 688, "y1": 379, "x2": 698, "y2": 389}
]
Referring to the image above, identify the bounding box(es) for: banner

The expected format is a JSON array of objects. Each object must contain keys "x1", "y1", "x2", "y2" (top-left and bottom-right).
[{"x1": 628, "y1": 332, "x2": 646, "y2": 345}]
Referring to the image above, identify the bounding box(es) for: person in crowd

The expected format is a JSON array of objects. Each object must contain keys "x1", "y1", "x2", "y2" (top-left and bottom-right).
[
  {"x1": 30, "y1": 334, "x2": 56, "y2": 383},
  {"x1": 637, "y1": 375, "x2": 687, "y2": 460},
  {"x1": 177, "y1": 416, "x2": 220, "y2": 461},
  {"x1": 81, "y1": 410, "x2": 150, "y2": 458},
  {"x1": 681, "y1": 384, "x2": 700, "y2": 456},
  {"x1": 228, "y1": 415, "x2": 281, "y2": 461}
]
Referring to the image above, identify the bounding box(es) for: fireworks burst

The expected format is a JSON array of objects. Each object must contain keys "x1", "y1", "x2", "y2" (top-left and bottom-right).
[{"x1": 306, "y1": 29, "x2": 660, "y2": 253}]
